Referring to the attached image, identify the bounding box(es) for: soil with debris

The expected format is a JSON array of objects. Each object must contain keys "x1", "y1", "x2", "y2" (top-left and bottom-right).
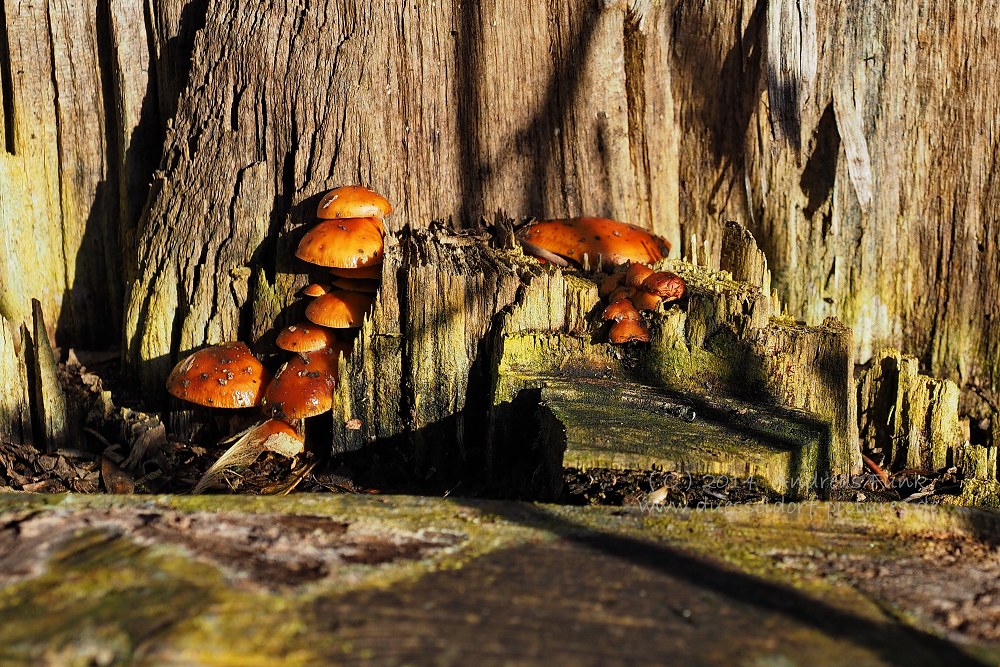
[{"x1": 0, "y1": 351, "x2": 977, "y2": 507}]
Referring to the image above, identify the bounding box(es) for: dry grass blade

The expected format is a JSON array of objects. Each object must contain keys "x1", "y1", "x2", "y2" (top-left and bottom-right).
[{"x1": 192, "y1": 420, "x2": 304, "y2": 494}]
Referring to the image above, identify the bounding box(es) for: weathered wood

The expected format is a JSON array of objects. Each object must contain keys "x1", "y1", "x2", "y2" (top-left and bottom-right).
[
  {"x1": 858, "y1": 348, "x2": 964, "y2": 473},
  {"x1": 329, "y1": 224, "x2": 529, "y2": 478},
  {"x1": 0, "y1": 0, "x2": 120, "y2": 347},
  {"x1": 29, "y1": 300, "x2": 68, "y2": 453},
  {"x1": 121, "y1": 0, "x2": 685, "y2": 396},
  {"x1": 489, "y1": 247, "x2": 858, "y2": 494},
  {"x1": 675, "y1": 0, "x2": 1000, "y2": 395},
  {"x1": 0, "y1": 0, "x2": 996, "y2": 429},
  {"x1": 0, "y1": 317, "x2": 31, "y2": 447},
  {"x1": 0, "y1": 494, "x2": 995, "y2": 665}
]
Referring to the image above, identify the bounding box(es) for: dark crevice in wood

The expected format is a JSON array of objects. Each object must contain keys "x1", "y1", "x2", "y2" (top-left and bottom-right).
[
  {"x1": 0, "y1": 1, "x2": 15, "y2": 154},
  {"x1": 623, "y1": 21, "x2": 650, "y2": 227}
]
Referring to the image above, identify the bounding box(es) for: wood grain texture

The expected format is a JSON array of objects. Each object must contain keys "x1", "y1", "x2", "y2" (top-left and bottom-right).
[
  {"x1": 1, "y1": 0, "x2": 997, "y2": 425},
  {"x1": 121, "y1": 0, "x2": 681, "y2": 395},
  {"x1": 625, "y1": 0, "x2": 1000, "y2": 406},
  {"x1": 858, "y1": 348, "x2": 964, "y2": 474},
  {"x1": 0, "y1": 0, "x2": 119, "y2": 346},
  {"x1": 0, "y1": 317, "x2": 32, "y2": 447}
]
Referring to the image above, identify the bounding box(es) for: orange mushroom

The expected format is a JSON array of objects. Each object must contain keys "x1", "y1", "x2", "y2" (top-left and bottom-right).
[
  {"x1": 609, "y1": 319, "x2": 651, "y2": 344},
  {"x1": 625, "y1": 262, "x2": 655, "y2": 287},
  {"x1": 602, "y1": 299, "x2": 640, "y2": 322},
  {"x1": 517, "y1": 217, "x2": 670, "y2": 267},
  {"x1": 262, "y1": 348, "x2": 339, "y2": 420},
  {"x1": 305, "y1": 290, "x2": 374, "y2": 328},
  {"x1": 330, "y1": 265, "x2": 383, "y2": 280},
  {"x1": 629, "y1": 290, "x2": 662, "y2": 312},
  {"x1": 296, "y1": 218, "x2": 384, "y2": 268},
  {"x1": 598, "y1": 271, "x2": 626, "y2": 299},
  {"x1": 301, "y1": 283, "x2": 333, "y2": 297},
  {"x1": 166, "y1": 342, "x2": 271, "y2": 408},
  {"x1": 275, "y1": 322, "x2": 339, "y2": 353},
  {"x1": 641, "y1": 271, "x2": 686, "y2": 301},
  {"x1": 316, "y1": 185, "x2": 392, "y2": 222},
  {"x1": 607, "y1": 286, "x2": 636, "y2": 303}
]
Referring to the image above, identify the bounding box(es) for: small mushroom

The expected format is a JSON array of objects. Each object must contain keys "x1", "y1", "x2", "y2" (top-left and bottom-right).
[
  {"x1": 640, "y1": 271, "x2": 686, "y2": 301},
  {"x1": 296, "y1": 218, "x2": 384, "y2": 268},
  {"x1": 606, "y1": 285, "x2": 636, "y2": 303},
  {"x1": 275, "y1": 322, "x2": 338, "y2": 353},
  {"x1": 598, "y1": 271, "x2": 627, "y2": 299},
  {"x1": 625, "y1": 262, "x2": 655, "y2": 287},
  {"x1": 301, "y1": 283, "x2": 333, "y2": 297},
  {"x1": 602, "y1": 299, "x2": 640, "y2": 322},
  {"x1": 262, "y1": 348, "x2": 339, "y2": 420},
  {"x1": 316, "y1": 185, "x2": 392, "y2": 222},
  {"x1": 166, "y1": 342, "x2": 271, "y2": 408},
  {"x1": 305, "y1": 290, "x2": 374, "y2": 328},
  {"x1": 629, "y1": 290, "x2": 662, "y2": 312},
  {"x1": 609, "y1": 319, "x2": 651, "y2": 344}
]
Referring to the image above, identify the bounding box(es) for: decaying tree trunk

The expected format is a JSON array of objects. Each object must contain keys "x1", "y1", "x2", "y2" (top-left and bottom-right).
[
  {"x1": 669, "y1": 0, "x2": 1000, "y2": 406},
  {"x1": 0, "y1": 1, "x2": 998, "y2": 491},
  {"x1": 119, "y1": 0, "x2": 683, "y2": 400}
]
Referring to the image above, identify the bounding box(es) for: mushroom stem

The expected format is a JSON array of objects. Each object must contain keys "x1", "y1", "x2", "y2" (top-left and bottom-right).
[{"x1": 519, "y1": 239, "x2": 571, "y2": 267}]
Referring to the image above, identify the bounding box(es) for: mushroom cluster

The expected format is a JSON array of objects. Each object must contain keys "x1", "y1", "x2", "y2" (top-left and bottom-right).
[
  {"x1": 266, "y1": 185, "x2": 390, "y2": 422},
  {"x1": 164, "y1": 185, "x2": 391, "y2": 491},
  {"x1": 515, "y1": 216, "x2": 685, "y2": 344},
  {"x1": 597, "y1": 262, "x2": 686, "y2": 343}
]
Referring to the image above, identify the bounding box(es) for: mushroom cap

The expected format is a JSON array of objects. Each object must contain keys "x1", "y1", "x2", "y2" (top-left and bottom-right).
[
  {"x1": 641, "y1": 271, "x2": 687, "y2": 301},
  {"x1": 517, "y1": 217, "x2": 670, "y2": 266},
  {"x1": 330, "y1": 265, "x2": 383, "y2": 280},
  {"x1": 301, "y1": 283, "x2": 333, "y2": 297},
  {"x1": 316, "y1": 185, "x2": 392, "y2": 221},
  {"x1": 262, "y1": 348, "x2": 340, "y2": 420},
  {"x1": 331, "y1": 276, "x2": 379, "y2": 294},
  {"x1": 166, "y1": 342, "x2": 271, "y2": 408},
  {"x1": 296, "y1": 218, "x2": 384, "y2": 268},
  {"x1": 275, "y1": 322, "x2": 338, "y2": 353},
  {"x1": 602, "y1": 299, "x2": 640, "y2": 322},
  {"x1": 607, "y1": 285, "x2": 636, "y2": 303},
  {"x1": 609, "y1": 318, "x2": 651, "y2": 344},
  {"x1": 629, "y1": 290, "x2": 662, "y2": 312},
  {"x1": 598, "y1": 271, "x2": 626, "y2": 299},
  {"x1": 625, "y1": 262, "x2": 655, "y2": 287},
  {"x1": 305, "y1": 290, "x2": 374, "y2": 328}
]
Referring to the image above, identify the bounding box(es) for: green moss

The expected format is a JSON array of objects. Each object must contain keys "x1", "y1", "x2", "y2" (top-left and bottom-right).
[
  {"x1": 0, "y1": 495, "x2": 996, "y2": 662},
  {"x1": 949, "y1": 479, "x2": 1000, "y2": 509}
]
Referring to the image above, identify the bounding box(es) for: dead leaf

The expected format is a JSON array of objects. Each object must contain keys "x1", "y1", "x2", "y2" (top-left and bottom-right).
[{"x1": 101, "y1": 456, "x2": 136, "y2": 494}]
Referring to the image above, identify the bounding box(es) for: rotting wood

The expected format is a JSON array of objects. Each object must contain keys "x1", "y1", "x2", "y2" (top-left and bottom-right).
[
  {"x1": 858, "y1": 348, "x2": 965, "y2": 474},
  {"x1": 488, "y1": 250, "x2": 857, "y2": 496},
  {"x1": 309, "y1": 220, "x2": 858, "y2": 495},
  {"x1": 0, "y1": 317, "x2": 32, "y2": 448},
  {"x1": 329, "y1": 222, "x2": 529, "y2": 478},
  {"x1": 0, "y1": 1, "x2": 120, "y2": 348},
  {"x1": 0, "y1": 494, "x2": 995, "y2": 665},
  {"x1": 29, "y1": 301, "x2": 68, "y2": 453},
  {"x1": 121, "y1": 0, "x2": 684, "y2": 398},
  {"x1": 1, "y1": 0, "x2": 997, "y2": 423}
]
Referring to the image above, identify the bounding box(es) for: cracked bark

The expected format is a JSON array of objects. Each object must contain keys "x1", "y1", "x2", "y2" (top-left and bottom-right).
[
  {"x1": 0, "y1": 0, "x2": 998, "y2": 431},
  {"x1": 121, "y1": 0, "x2": 682, "y2": 400}
]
